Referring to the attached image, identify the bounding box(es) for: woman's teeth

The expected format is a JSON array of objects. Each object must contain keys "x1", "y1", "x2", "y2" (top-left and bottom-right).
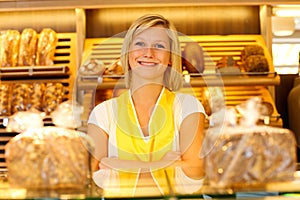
[{"x1": 139, "y1": 61, "x2": 156, "y2": 66}]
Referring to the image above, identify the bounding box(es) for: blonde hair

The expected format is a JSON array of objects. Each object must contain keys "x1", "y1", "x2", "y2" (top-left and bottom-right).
[{"x1": 120, "y1": 14, "x2": 182, "y2": 91}]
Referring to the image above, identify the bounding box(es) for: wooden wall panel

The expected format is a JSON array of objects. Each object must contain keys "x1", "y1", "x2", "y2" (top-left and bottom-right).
[
  {"x1": 86, "y1": 6, "x2": 260, "y2": 38},
  {"x1": 0, "y1": 9, "x2": 76, "y2": 33}
]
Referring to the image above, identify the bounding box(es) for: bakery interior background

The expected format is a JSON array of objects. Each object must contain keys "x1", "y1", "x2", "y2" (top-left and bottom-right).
[{"x1": 272, "y1": 5, "x2": 300, "y2": 74}]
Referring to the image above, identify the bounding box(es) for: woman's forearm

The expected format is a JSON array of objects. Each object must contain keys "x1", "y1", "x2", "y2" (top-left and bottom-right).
[
  {"x1": 100, "y1": 156, "x2": 204, "y2": 178},
  {"x1": 100, "y1": 157, "x2": 177, "y2": 173}
]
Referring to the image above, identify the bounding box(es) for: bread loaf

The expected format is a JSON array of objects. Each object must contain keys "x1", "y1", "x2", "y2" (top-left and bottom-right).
[
  {"x1": 18, "y1": 28, "x2": 38, "y2": 66},
  {"x1": 104, "y1": 58, "x2": 124, "y2": 75},
  {"x1": 11, "y1": 83, "x2": 30, "y2": 114},
  {"x1": 0, "y1": 83, "x2": 11, "y2": 116},
  {"x1": 241, "y1": 45, "x2": 265, "y2": 59},
  {"x1": 204, "y1": 125, "x2": 297, "y2": 187},
  {"x1": 244, "y1": 55, "x2": 269, "y2": 73},
  {"x1": 215, "y1": 56, "x2": 241, "y2": 74},
  {"x1": 79, "y1": 58, "x2": 106, "y2": 75},
  {"x1": 42, "y1": 82, "x2": 65, "y2": 114},
  {"x1": 216, "y1": 56, "x2": 239, "y2": 69},
  {"x1": 241, "y1": 45, "x2": 269, "y2": 73},
  {"x1": 182, "y1": 42, "x2": 205, "y2": 73},
  {"x1": 36, "y1": 28, "x2": 57, "y2": 66},
  {"x1": 5, "y1": 127, "x2": 94, "y2": 189},
  {"x1": 0, "y1": 30, "x2": 20, "y2": 67},
  {"x1": 28, "y1": 82, "x2": 45, "y2": 111}
]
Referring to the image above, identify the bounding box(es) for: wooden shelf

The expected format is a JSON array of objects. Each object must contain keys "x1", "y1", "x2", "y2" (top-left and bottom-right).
[
  {"x1": 0, "y1": 0, "x2": 298, "y2": 11},
  {"x1": 81, "y1": 35, "x2": 279, "y2": 87},
  {"x1": 77, "y1": 34, "x2": 283, "y2": 128},
  {"x1": 0, "y1": 65, "x2": 70, "y2": 79}
]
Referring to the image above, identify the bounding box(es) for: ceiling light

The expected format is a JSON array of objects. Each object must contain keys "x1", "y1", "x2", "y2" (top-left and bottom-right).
[
  {"x1": 272, "y1": 17, "x2": 295, "y2": 36},
  {"x1": 273, "y1": 5, "x2": 300, "y2": 17}
]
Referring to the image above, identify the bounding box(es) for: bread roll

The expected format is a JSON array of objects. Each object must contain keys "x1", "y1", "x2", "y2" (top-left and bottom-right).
[
  {"x1": 216, "y1": 56, "x2": 239, "y2": 69},
  {"x1": 79, "y1": 58, "x2": 106, "y2": 75},
  {"x1": 104, "y1": 58, "x2": 124, "y2": 75}
]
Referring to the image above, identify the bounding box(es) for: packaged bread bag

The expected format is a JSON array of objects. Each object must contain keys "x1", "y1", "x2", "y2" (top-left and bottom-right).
[
  {"x1": 202, "y1": 97, "x2": 297, "y2": 188},
  {"x1": 5, "y1": 101, "x2": 94, "y2": 189}
]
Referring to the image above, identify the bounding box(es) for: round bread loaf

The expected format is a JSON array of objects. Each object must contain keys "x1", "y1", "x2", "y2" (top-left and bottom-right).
[
  {"x1": 182, "y1": 42, "x2": 205, "y2": 73},
  {"x1": 242, "y1": 45, "x2": 265, "y2": 59},
  {"x1": 244, "y1": 55, "x2": 269, "y2": 73}
]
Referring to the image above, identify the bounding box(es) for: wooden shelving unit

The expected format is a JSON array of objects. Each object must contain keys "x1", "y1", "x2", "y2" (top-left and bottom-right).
[
  {"x1": 77, "y1": 34, "x2": 282, "y2": 128},
  {"x1": 0, "y1": 33, "x2": 78, "y2": 169}
]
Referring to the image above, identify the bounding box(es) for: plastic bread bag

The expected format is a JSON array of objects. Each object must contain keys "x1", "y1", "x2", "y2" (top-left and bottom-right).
[
  {"x1": 202, "y1": 98, "x2": 297, "y2": 188},
  {"x1": 51, "y1": 100, "x2": 83, "y2": 129},
  {"x1": 5, "y1": 126, "x2": 95, "y2": 189},
  {"x1": 6, "y1": 109, "x2": 44, "y2": 132}
]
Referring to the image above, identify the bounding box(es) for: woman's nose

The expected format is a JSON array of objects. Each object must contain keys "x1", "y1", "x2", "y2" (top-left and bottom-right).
[{"x1": 143, "y1": 47, "x2": 154, "y2": 57}]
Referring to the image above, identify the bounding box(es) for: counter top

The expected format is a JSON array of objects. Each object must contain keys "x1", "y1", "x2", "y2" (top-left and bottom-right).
[{"x1": 1, "y1": 170, "x2": 300, "y2": 199}]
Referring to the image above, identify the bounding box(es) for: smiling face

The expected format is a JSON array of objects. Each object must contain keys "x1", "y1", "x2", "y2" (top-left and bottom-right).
[{"x1": 128, "y1": 26, "x2": 171, "y2": 84}]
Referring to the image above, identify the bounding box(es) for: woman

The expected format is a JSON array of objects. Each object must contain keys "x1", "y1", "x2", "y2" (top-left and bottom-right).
[{"x1": 87, "y1": 14, "x2": 206, "y2": 196}]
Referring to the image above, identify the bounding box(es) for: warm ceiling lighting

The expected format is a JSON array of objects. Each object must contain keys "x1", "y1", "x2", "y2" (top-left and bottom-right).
[
  {"x1": 272, "y1": 17, "x2": 295, "y2": 36},
  {"x1": 273, "y1": 5, "x2": 300, "y2": 17}
]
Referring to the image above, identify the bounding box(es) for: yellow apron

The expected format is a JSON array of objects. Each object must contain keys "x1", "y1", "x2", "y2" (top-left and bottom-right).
[{"x1": 115, "y1": 88, "x2": 176, "y2": 195}]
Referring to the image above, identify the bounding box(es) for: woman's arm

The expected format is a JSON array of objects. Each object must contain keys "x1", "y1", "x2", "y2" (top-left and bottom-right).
[
  {"x1": 99, "y1": 151, "x2": 181, "y2": 173},
  {"x1": 178, "y1": 112, "x2": 206, "y2": 179},
  {"x1": 88, "y1": 113, "x2": 205, "y2": 179},
  {"x1": 87, "y1": 123, "x2": 108, "y2": 171}
]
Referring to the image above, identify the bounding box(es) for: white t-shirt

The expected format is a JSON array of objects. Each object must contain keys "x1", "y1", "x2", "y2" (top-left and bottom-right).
[
  {"x1": 88, "y1": 89, "x2": 205, "y2": 156},
  {"x1": 88, "y1": 88, "x2": 206, "y2": 194}
]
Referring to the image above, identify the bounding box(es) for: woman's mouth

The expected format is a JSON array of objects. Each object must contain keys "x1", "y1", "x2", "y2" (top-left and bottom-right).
[{"x1": 138, "y1": 61, "x2": 158, "y2": 66}]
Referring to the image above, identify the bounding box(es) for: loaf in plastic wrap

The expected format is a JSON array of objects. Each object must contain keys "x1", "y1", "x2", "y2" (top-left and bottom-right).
[
  {"x1": 203, "y1": 98, "x2": 297, "y2": 188},
  {"x1": 5, "y1": 127, "x2": 94, "y2": 189},
  {"x1": 204, "y1": 125, "x2": 297, "y2": 187}
]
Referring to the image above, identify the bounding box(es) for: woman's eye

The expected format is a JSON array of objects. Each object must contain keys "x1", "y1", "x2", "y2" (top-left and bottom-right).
[
  {"x1": 134, "y1": 41, "x2": 145, "y2": 47},
  {"x1": 154, "y1": 43, "x2": 166, "y2": 49}
]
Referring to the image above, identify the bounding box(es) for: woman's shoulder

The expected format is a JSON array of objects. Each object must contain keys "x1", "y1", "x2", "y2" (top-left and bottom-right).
[
  {"x1": 174, "y1": 92, "x2": 205, "y2": 112},
  {"x1": 175, "y1": 92, "x2": 199, "y2": 102},
  {"x1": 94, "y1": 98, "x2": 114, "y2": 106}
]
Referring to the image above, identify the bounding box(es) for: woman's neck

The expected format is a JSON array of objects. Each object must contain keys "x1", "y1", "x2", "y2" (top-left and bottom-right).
[{"x1": 130, "y1": 84, "x2": 163, "y2": 106}]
